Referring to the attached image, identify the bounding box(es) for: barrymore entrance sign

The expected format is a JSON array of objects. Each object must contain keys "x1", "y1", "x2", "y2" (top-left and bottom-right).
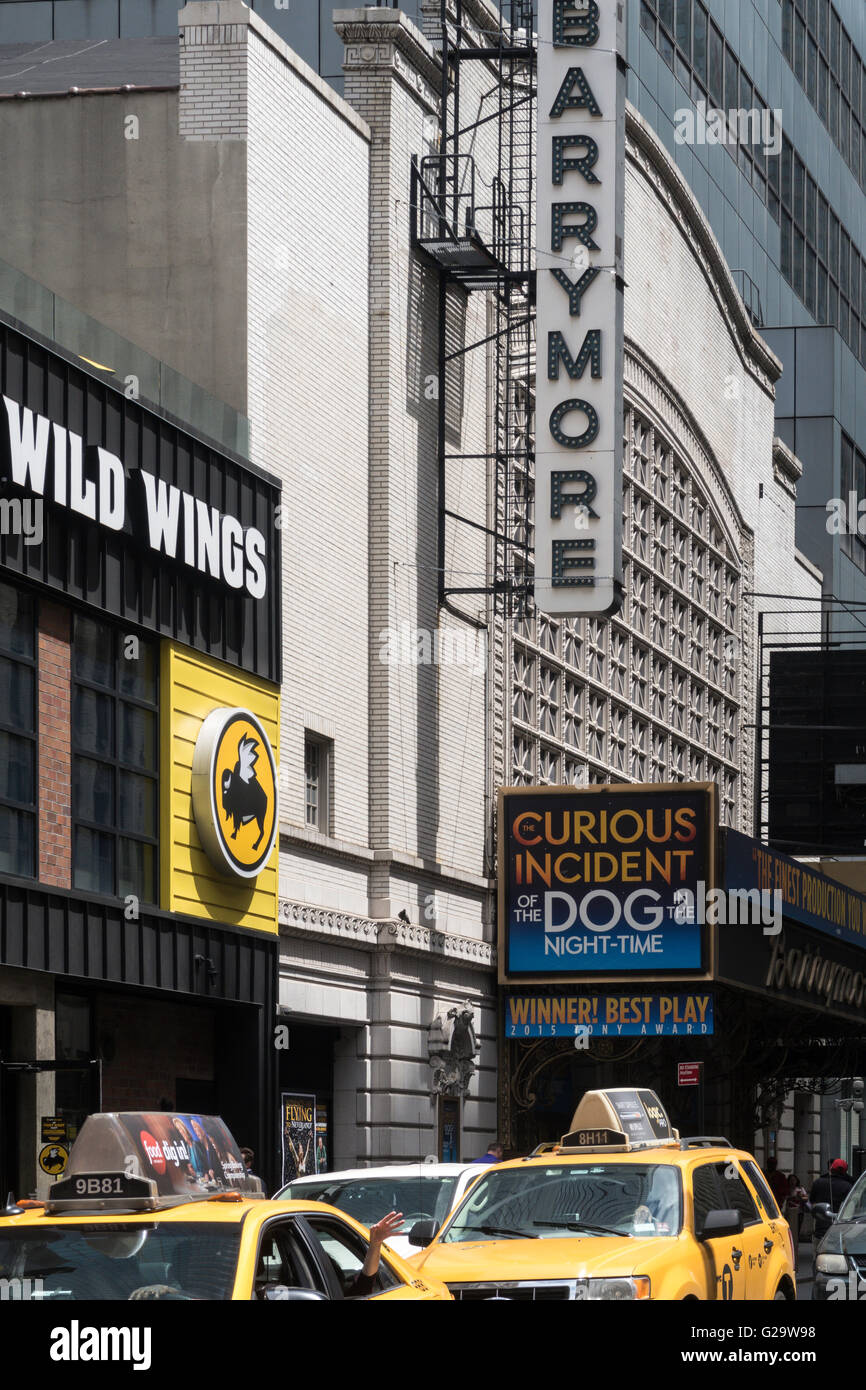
[{"x1": 535, "y1": 0, "x2": 625, "y2": 616}]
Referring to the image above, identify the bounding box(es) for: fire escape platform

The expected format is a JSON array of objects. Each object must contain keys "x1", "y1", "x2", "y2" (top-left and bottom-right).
[
  {"x1": 416, "y1": 228, "x2": 505, "y2": 283},
  {"x1": 416, "y1": 232, "x2": 533, "y2": 294}
]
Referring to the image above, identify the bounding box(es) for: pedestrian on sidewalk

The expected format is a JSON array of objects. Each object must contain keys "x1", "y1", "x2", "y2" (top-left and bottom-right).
[
  {"x1": 472, "y1": 1141, "x2": 504, "y2": 1165},
  {"x1": 783, "y1": 1173, "x2": 808, "y2": 1258},
  {"x1": 808, "y1": 1158, "x2": 854, "y2": 1240},
  {"x1": 764, "y1": 1156, "x2": 789, "y2": 1207}
]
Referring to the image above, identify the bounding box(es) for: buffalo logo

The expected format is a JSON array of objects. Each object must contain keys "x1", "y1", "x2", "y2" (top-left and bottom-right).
[
  {"x1": 39, "y1": 1143, "x2": 69, "y2": 1175},
  {"x1": 192, "y1": 708, "x2": 278, "y2": 879},
  {"x1": 222, "y1": 734, "x2": 268, "y2": 850}
]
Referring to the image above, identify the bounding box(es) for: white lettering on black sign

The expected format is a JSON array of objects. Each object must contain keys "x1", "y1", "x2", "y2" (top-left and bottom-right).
[{"x1": 2, "y1": 395, "x2": 268, "y2": 599}]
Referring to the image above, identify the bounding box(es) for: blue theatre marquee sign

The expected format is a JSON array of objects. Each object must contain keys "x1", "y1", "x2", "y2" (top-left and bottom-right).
[{"x1": 498, "y1": 783, "x2": 716, "y2": 981}]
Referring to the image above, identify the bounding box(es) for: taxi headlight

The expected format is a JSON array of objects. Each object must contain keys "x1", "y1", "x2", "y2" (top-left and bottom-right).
[
  {"x1": 578, "y1": 1277, "x2": 651, "y2": 1301},
  {"x1": 815, "y1": 1254, "x2": 848, "y2": 1275}
]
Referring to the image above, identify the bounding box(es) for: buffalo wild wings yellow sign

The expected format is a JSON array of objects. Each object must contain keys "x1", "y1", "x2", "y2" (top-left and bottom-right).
[{"x1": 160, "y1": 644, "x2": 279, "y2": 933}]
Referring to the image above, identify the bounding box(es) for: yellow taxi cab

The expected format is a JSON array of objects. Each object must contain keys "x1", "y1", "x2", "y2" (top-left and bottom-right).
[
  {"x1": 406, "y1": 1088, "x2": 796, "y2": 1302},
  {"x1": 0, "y1": 1112, "x2": 450, "y2": 1302}
]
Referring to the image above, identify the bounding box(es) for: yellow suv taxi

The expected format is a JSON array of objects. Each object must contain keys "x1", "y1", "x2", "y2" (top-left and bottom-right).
[
  {"x1": 0, "y1": 1112, "x2": 450, "y2": 1302},
  {"x1": 407, "y1": 1088, "x2": 795, "y2": 1302}
]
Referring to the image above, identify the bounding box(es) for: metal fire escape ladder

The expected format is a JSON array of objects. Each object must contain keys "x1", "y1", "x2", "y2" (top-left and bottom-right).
[{"x1": 409, "y1": 0, "x2": 536, "y2": 619}]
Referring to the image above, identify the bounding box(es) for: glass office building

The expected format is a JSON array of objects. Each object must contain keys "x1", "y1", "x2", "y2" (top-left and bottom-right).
[
  {"x1": 633, "y1": 0, "x2": 866, "y2": 641},
  {"x1": 0, "y1": 0, "x2": 424, "y2": 91}
]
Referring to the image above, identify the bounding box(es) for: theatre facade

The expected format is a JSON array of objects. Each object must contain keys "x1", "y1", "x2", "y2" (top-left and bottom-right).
[
  {"x1": 498, "y1": 782, "x2": 866, "y2": 1165},
  {"x1": 0, "y1": 311, "x2": 282, "y2": 1198}
]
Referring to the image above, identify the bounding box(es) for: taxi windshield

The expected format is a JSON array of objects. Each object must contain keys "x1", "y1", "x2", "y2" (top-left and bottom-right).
[
  {"x1": 281, "y1": 1175, "x2": 460, "y2": 1232},
  {"x1": 441, "y1": 1164, "x2": 682, "y2": 1242},
  {"x1": 0, "y1": 1223, "x2": 242, "y2": 1300}
]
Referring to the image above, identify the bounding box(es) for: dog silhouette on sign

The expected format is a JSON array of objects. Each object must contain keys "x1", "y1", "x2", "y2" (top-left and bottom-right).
[{"x1": 221, "y1": 733, "x2": 268, "y2": 851}]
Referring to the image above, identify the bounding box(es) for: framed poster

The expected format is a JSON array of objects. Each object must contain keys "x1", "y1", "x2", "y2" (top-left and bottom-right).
[
  {"x1": 315, "y1": 1101, "x2": 329, "y2": 1174},
  {"x1": 439, "y1": 1097, "x2": 460, "y2": 1163},
  {"x1": 280, "y1": 1092, "x2": 315, "y2": 1187}
]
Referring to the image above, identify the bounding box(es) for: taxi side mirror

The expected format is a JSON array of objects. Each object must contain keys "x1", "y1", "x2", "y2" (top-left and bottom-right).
[
  {"x1": 698, "y1": 1209, "x2": 744, "y2": 1241},
  {"x1": 408, "y1": 1219, "x2": 440, "y2": 1247},
  {"x1": 262, "y1": 1286, "x2": 329, "y2": 1301}
]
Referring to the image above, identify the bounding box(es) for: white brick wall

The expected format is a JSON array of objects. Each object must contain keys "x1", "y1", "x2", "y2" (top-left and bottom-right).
[
  {"x1": 624, "y1": 108, "x2": 822, "y2": 699},
  {"x1": 243, "y1": 29, "x2": 372, "y2": 852}
]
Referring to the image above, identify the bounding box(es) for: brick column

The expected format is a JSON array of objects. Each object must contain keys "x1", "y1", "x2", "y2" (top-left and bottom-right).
[
  {"x1": 179, "y1": 0, "x2": 250, "y2": 142},
  {"x1": 38, "y1": 602, "x2": 71, "y2": 888}
]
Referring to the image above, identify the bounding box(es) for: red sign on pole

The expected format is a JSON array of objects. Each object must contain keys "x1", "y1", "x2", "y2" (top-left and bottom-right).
[{"x1": 678, "y1": 1062, "x2": 702, "y2": 1087}]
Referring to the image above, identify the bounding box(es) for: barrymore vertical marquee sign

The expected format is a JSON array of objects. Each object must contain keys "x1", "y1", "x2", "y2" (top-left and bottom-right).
[{"x1": 535, "y1": 1, "x2": 626, "y2": 616}]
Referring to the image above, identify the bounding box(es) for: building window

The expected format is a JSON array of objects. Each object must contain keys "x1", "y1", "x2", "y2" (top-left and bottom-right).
[
  {"x1": 642, "y1": 0, "x2": 790, "y2": 216},
  {"x1": 537, "y1": 614, "x2": 558, "y2": 656},
  {"x1": 631, "y1": 719, "x2": 648, "y2": 781},
  {"x1": 304, "y1": 740, "x2": 320, "y2": 826},
  {"x1": 650, "y1": 729, "x2": 667, "y2": 782},
  {"x1": 304, "y1": 735, "x2": 332, "y2": 833},
  {"x1": 539, "y1": 665, "x2": 559, "y2": 737},
  {"x1": 610, "y1": 629, "x2": 628, "y2": 696},
  {"x1": 779, "y1": 131, "x2": 866, "y2": 361},
  {"x1": 841, "y1": 431, "x2": 866, "y2": 571},
  {"x1": 781, "y1": 0, "x2": 866, "y2": 227},
  {"x1": 71, "y1": 616, "x2": 158, "y2": 902},
  {"x1": 0, "y1": 582, "x2": 36, "y2": 878},
  {"x1": 513, "y1": 646, "x2": 535, "y2": 723},
  {"x1": 538, "y1": 744, "x2": 560, "y2": 786},
  {"x1": 640, "y1": 0, "x2": 656, "y2": 43},
  {"x1": 513, "y1": 734, "x2": 534, "y2": 784},
  {"x1": 563, "y1": 679, "x2": 583, "y2": 750},
  {"x1": 610, "y1": 705, "x2": 627, "y2": 774}
]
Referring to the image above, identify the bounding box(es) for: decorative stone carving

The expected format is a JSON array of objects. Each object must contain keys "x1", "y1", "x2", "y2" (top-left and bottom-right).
[
  {"x1": 336, "y1": 17, "x2": 443, "y2": 94},
  {"x1": 277, "y1": 899, "x2": 495, "y2": 968},
  {"x1": 772, "y1": 437, "x2": 802, "y2": 498},
  {"x1": 428, "y1": 1006, "x2": 478, "y2": 1095}
]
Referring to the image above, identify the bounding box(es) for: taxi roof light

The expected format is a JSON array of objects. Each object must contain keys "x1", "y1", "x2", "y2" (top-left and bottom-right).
[
  {"x1": 558, "y1": 1087, "x2": 679, "y2": 1155},
  {"x1": 44, "y1": 1112, "x2": 266, "y2": 1214}
]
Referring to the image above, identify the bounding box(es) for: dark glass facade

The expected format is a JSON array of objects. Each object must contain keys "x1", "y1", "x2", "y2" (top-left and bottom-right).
[
  {"x1": 71, "y1": 613, "x2": 159, "y2": 903},
  {"x1": 631, "y1": 0, "x2": 866, "y2": 640},
  {"x1": 0, "y1": 581, "x2": 35, "y2": 878},
  {"x1": 0, "y1": 0, "x2": 425, "y2": 91}
]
